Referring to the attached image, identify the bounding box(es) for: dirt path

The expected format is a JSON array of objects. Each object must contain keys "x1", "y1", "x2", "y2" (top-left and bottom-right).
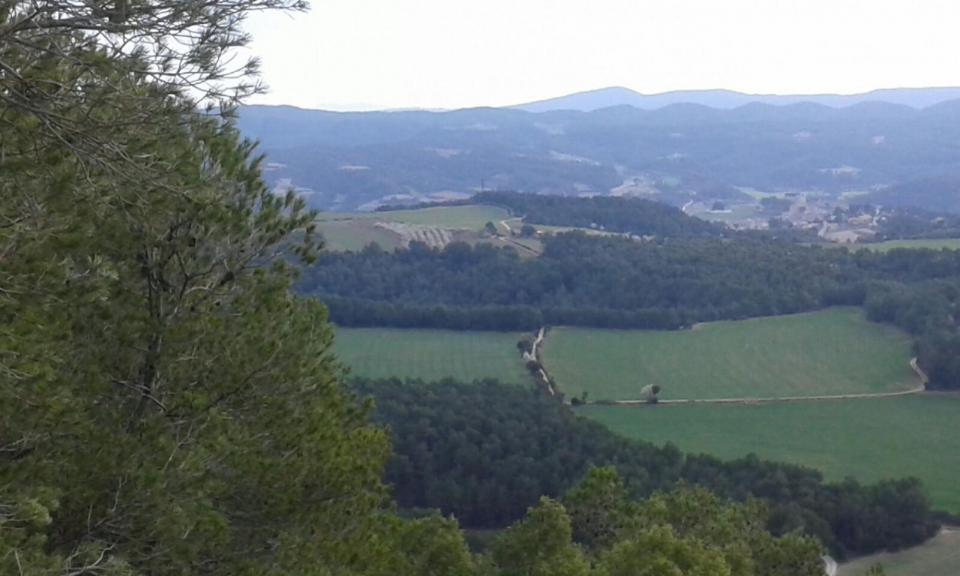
[
  {"x1": 583, "y1": 357, "x2": 927, "y2": 407},
  {"x1": 524, "y1": 327, "x2": 555, "y2": 396},
  {"x1": 823, "y1": 556, "x2": 838, "y2": 576},
  {"x1": 611, "y1": 382, "x2": 926, "y2": 407},
  {"x1": 910, "y1": 356, "x2": 929, "y2": 385},
  {"x1": 504, "y1": 237, "x2": 541, "y2": 256},
  {"x1": 530, "y1": 327, "x2": 545, "y2": 358}
]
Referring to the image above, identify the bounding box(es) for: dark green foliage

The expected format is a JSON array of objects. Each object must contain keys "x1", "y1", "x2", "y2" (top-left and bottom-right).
[
  {"x1": 353, "y1": 378, "x2": 681, "y2": 528},
  {"x1": 490, "y1": 498, "x2": 591, "y2": 576},
  {"x1": 562, "y1": 467, "x2": 638, "y2": 552},
  {"x1": 355, "y1": 378, "x2": 939, "y2": 558},
  {"x1": 864, "y1": 280, "x2": 960, "y2": 389},
  {"x1": 474, "y1": 191, "x2": 723, "y2": 237},
  {"x1": 302, "y1": 234, "x2": 865, "y2": 330}
]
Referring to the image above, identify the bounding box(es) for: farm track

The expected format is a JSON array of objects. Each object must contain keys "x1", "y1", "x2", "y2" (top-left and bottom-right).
[
  {"x1": 597, "y1": 357, "x2": 925, "y2": 406},
  {"x1": 529, "y1": 328, "x2": 555, "y2": 396},
  {"x1": 823, "y1": 556, "x2": 838, "y2": 576},
  {"x1": 537, "y1": 327, "x2": 929, "y2": 406},
  {"x1": 609, "y1": 382, "x2": 925, "y2": 407}
]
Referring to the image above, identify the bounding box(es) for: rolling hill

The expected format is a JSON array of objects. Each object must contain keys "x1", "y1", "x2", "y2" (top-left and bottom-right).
[
  {"x1": 513, "y1": 86, "x2": 960, "y2": 112},
  {"x1": 239, "y1": 99, "x2": 960, "y2": 212}
]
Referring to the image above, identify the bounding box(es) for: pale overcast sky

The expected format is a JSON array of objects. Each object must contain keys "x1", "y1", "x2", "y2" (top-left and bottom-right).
[{"x1": 243, "y1": 0, "x2": 960, "y2": 111}]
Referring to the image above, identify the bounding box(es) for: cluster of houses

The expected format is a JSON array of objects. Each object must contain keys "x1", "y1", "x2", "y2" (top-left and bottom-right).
[{"x1": 690, "y1": 192, "x2": 885, "y2": 243}]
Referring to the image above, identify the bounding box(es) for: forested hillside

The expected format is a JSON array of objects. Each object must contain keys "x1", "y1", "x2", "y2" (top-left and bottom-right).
[
  {"x1": 302, "y1": 235, "x2": 862, "y2": 329},
  {"x1": 356, "y1": 378, "x2": 939, "y2": 558},
  {"x1": 240, "y1": 101, "x2": 960, "y2": 211},
  {"x1": 470, "y1": 191, "x2": 724, "y2": 237}
]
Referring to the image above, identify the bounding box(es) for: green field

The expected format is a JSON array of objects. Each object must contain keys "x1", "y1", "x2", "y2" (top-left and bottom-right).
[
  {"x1": 317, "y1": 220, "x2": 406, "y2": 251},
  {"x1": 857, "y1": 238, "x2": 960, "y2": 252},
  {"x1": 579, "y1": 394, "x2": 960, "y2": 513},
  {"x1": 542, "y1": 309, "x2": 919, "y2": 401},
  {"x1": 334, "y1": 328, "x2": 530, "y2": 384},
  {"x1": 838, "y1": 529, "x2": 960, "y2": 576}
]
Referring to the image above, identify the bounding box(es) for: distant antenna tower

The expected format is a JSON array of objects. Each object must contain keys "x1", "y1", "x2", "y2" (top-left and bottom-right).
[{"x1": 480, "y1": 178, "x2": 485, "y2": 192}]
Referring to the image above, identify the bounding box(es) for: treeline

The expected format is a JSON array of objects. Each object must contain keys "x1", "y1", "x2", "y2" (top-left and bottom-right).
[
  {"x1": 302, "y1": 234, "x2": 863, "y2": 329},
  {"x1": 865, "y1": 280, "x2": 960, "y2": 387},
  {"x1": 355, "y1": 378, "x2": 938, "y2": 558},
  {"x1": 473, "y1": 190, "x2": 725, "y2": 237}
]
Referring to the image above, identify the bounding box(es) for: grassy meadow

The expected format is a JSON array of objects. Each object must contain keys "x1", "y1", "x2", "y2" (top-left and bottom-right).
[
  {"x1": 542, "y1": 308, "x2": 919, "y2": 401},
  {"x1": 334, "y1": 327, "x2": 530, "y2": 384},
  {"x1": 579, "y1": 394, "x2": 960, "y2": 513},
  {"x1": 316, "y1": 220, "x2": 406, "y2": 251},
  {"x1": 838, "y1": 529, "x2": 960, "y2": 576}
]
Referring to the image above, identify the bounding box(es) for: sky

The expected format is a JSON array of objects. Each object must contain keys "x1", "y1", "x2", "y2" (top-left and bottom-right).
[{"x1": 243, "y1": 0, "x2": 960, "y2": 111}]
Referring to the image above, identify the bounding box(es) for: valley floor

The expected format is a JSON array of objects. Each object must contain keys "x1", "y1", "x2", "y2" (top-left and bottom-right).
[
  {"x1": 579, "y1": 394, "x2": 960, "y2": 514},
  {"x1": 334, "y1": 327, "x2": 530, "y2": 384}
]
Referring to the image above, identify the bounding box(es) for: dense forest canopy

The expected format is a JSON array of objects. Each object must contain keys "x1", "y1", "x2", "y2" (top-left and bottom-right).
[
  {"x1": 301, "y1": 234, "x2": 862, "y2": 327},
  {"x1": 437, "y1": 191, "x2": 726, "y2": 237},
  {"x1": 356, "y1": 378, "x2": 939, "y2": 559}
]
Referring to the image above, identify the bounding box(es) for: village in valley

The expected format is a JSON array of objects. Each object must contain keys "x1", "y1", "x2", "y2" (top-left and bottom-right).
[{"x1": 683, "y1": 190, "x2": 890, "y2": 243}]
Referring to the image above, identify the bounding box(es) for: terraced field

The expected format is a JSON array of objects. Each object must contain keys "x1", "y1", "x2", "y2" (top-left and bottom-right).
[
  {"x1": 580, "y1": 394, "x2": 960, "y2": 513},
  {"x1": 838, "y1": 529, "x2": 960, "y2": 576},
  {"x1": 542, "y1": 308, "x2": 919, "y2": 402},
  {"x1": 316, "y1": 205, "x2": 513, "y2": 251},
  {"x1": 334, "y1": 327, "x2": 530, "y2": 384},
  {"x1": 317, "y1": 205, "x2": 510, "y2": 251}
]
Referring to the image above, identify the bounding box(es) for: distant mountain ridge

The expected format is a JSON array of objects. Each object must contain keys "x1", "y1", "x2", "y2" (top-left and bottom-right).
[
  {"x1": 239, "y1": 97, "x2": 960, "y2": 212},
  {"x1": 514, "y1": 86, "x2": 960, "y2": 112}
]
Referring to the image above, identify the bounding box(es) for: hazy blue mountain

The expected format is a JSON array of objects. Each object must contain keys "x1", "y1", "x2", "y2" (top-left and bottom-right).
[
  {"x1": 239, "y1": 99, "x2": 960, "y2": 212},
  {"x1": 514, "y1": 86, "x2": 960, "y2": 112}
]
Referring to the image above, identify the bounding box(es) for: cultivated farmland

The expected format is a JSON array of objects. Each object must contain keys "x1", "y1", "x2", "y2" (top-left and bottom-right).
[
  {"x1": 315, "y1": 204, "x2": 513, "y2": 251},
  {"x1": 542, "y1": 308, "x2": 920, "y2": 402},
  {"x1": 334, "y1": 327, "x2": 530, "y2": 384},
  {"x1": 579, "y1": 394, "x2": 960, "y2": 513},
  {"x1": 315, "y1": 219, "x2": 406, "y2": 252},
  {"x1": 837, "y1": 529, "x2": 960, "y2": 576}
]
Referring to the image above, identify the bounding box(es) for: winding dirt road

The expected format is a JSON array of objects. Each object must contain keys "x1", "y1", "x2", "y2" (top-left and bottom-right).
[{"x1": 610, "y1": 380, "x2": 926, "y2": 407}]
